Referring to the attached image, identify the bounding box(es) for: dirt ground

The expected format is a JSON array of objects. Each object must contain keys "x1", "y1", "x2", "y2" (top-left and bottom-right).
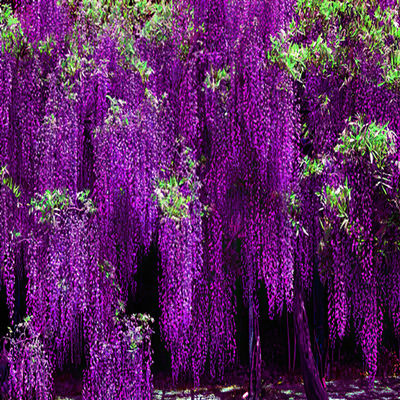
[
  {"x1": 54, "y1": 372, "x2": 400, "y2": 400},
  {"x1": 151, "y1": 377, "x2": 400, "y2": 400}
]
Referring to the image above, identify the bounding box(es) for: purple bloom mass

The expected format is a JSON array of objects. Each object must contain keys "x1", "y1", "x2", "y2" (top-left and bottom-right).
[{"x1": 1, "y1": 0, "x2": 400, "y2": 399}]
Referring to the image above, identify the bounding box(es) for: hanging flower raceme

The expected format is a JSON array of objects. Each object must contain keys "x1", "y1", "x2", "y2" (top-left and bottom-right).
[
  {"x1": 24, "y1": 188, "x2": 95, "y2": 367},
  {"x1": 82, "y1": 257, "x2": 153, "y2": 400},
  {"x1": 0, "y1": 166, "x2": 23, "y2": 323},
  {"x1": 202, "y1": 37, "x2": 237, "y2": 378},
  {"x1": 82, "y1": 314, "x2": 153, "y2": 400},
  {"x1": 35, "y1": 73, "x2": 81, "y2": 193},
  {"x1": 6, "y1": 316, "x2": 54, "y2": 400},
  {"x1": 93, "y1": 89, "x2": 159, "y2": 300},
  {"x1": 155, "y1": 145, "x2": 205, "y2": 383}
]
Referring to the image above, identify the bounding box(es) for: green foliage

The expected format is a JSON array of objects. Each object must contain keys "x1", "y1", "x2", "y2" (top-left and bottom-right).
[
  {"x1": 98, "y1": 260, "x2": 155, "y2": 354},
  {"x1": 316, "y1": 177, "x2": 352, "y2": 230},
  {"x1": 180, "y1": 20, "x2": 205, "y2": 56},
  {"x1": 154, "y1": 174, "x2": 193, "y2": 221},
  {"x1": 81, "y1": 0, "x2": 108, "y2": 25},
  {"x1": 29, "y1": 188, "x2": 95, "y2": 226},
  {"x1": 0, "y1": 4, "x2": 25, "y2": 56},
  {"x1": 153, "y1": 147, "x2": 206, "y2": 222},
  {"x1": 60, "y1": 52, "x2": 81, "y2": 77},
  {"x1": 301, "y1": 155, "x2": 325, "y2": 177},
  {"x1": 205, "y1": 66, "x2": 231, "y2": 91},
  {"x1": 318, "y1": 93, "x2": 331, "y2": 111},
  {"x1": 105, "y1": 95, "x2": 128, "y2": 125},
  {"x1": 122, "y1": 0, "x2": 156, "y2": 23},
  {"x1": 141, "y1": 0, "x2": 174, "y2": 42},
  {"x1": 37, "y1": 35, "x2": 56, "y2": 56},
  {"x1": 118, "y1": 33, "x2": 137, "y2": 65},
  {"x1": 268, "y1": 0, "x2": 400, "y2": 87},
  {"x1": 57, "y1": 1, "x2": 111, "y2": 98},
  {"x1": 77, "y1": 188, "x2": 96, "y2": 213},
  {"x1": 287, "y1": 191, "x2": 300, "y2": 213},
  {"x1": 59, "y1": 46, "x2": 95, "y2": 82},
  {"x1": 0, "y1": 4, "x2": 57, "y2": 59},
  {"x1": 144, "y1": 88, "x2": 167, "y2": 109},
  {"x1": 335, "y1": 117, "x2": 397, "y2": 170},
  {"x1": 111, "y1": 2, "x2": 157, "y2": 81},
  {"x1": 179, "y1": 41, "x2": 190, "y2": 59},
  {"x1": 56, "y1": 277, "x2": 68, "y2": 292},
  {"x1": 287, "y1": 191, "x2": 309, "y2": 237},
  {"x1": 135, "y1": 58, "x2": 154, "y2": 83},
  {"x1": 177, "y1": 6, "x2": 205, "y2": 61},
  {"x1": 97, "y1": 258, "x2": 154, "y2": 357},
  {"x1": 29, "y1": 188, "x2": 70, "y2": 224},
  {"x1": 267, "y1": 31, "x2": 334, "y2": 81},
  {"x1": 116, "y1": 34, "x2": 153, "y2": 82},
  {"x1": 1, "y1": 165, "x2": 21, "y2": 199},
  {"x1": 58, "y1": 32, "x2": 96, "y2": 100}
]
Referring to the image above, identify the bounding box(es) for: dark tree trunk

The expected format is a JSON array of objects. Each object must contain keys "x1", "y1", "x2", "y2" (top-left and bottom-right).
[
  {"x1": 294, "y1": 271, "x2": 328, "y2": 400},
  {"x1": 248, "y1": 265, "x2": 261, "y2": 400},
  {"x1": 312, "y1": 256, "x2": 327, "y2": 380}
]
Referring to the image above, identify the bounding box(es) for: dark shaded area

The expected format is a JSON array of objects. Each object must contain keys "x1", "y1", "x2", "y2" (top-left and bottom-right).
[
  {"x1": 0, "y1": 286, "x2": 9, "y2": 340},
  {"x1": 128, "y1": 243, "x2": 171, "y2": 375},
  {"x1": 77, "y1": 119, "x2": 95, "y2": 193},
  {"x1": 129, "y1": 241, "x2": 292, "y2": 383}
]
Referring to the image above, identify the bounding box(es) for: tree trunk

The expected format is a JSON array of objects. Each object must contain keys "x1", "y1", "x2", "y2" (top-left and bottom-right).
[
  {"x1": 248, "y1": 266, "x2": 261, "y2": 400},
  {"x1": 294, "y1": 272, "x2": 328, "y2": 400},
  {"x1": 312, "y1": 256, "x2": 327, "y2": 380}
]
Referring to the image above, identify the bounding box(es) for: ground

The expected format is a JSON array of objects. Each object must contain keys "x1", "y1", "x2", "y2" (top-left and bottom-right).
[
  {"x1": 54, "y1": 372, "x2": 400, "y2": 400},
  {"x1": 151, "y1": 378, "x2": 400, "y2": 400}
]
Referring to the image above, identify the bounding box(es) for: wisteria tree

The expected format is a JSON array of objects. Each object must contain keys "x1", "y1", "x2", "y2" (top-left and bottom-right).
[{"x1": 1, "y1": 1, "x2": 400, "y2": 400}]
